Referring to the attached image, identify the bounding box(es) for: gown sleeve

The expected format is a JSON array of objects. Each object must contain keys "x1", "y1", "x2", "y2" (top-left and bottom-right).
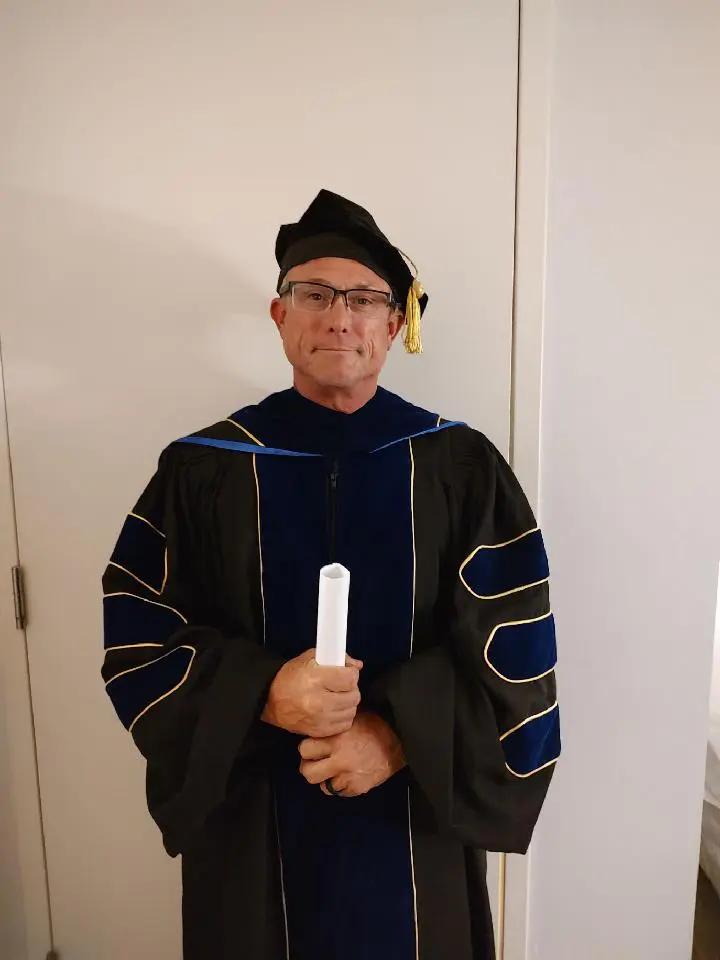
[
  {"x1": 101, "y1": 447, "x2": 285, "y2": 857},
  {"x1": 368, "y1": 430, "x2": 560, "y2": 854}
]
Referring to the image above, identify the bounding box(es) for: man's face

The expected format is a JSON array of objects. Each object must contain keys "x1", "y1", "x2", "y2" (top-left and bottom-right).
[{"x1": 270, "y1": 257, "x2": 403, "y2": 392}]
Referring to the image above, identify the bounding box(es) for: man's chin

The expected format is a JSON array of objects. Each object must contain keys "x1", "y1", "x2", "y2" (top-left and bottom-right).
[{"x1": 308, "y1": 356, "x2": 360, "y2": 383}]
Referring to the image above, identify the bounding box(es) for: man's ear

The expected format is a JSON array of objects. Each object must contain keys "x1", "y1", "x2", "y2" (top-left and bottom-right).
[
  {"x1": 270, "y1": 297, "x2": 286, "y2": 334},
  {"x1": 387, "y1": 310, "x2": 405, "y2": 346}
]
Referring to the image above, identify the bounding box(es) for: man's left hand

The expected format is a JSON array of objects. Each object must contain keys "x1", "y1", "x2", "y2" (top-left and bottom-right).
[{"x1": 299, "y1": 712, "x2": 406, "y2": 798}]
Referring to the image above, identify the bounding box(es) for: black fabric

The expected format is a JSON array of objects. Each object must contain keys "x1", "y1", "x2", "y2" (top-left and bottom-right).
[
  {"x1": 275, "y1": 189, "x2": 429, "y2": 314},
  {"x1": 277, "y1": 232, "x2": 392, "y2": 294},
  {"x1": 101, "y1": 387, "x2": 558, "y2": 960}
]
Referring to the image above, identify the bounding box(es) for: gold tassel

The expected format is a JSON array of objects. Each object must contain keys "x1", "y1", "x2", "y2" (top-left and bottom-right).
[{"x1": 403, "y1": 278, "x2": 424, "y2": 354}]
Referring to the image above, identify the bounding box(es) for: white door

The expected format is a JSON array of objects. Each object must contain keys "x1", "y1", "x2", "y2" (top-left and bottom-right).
[{"x1": 0, "y1": 3, "x2": 520, "y2": 958}]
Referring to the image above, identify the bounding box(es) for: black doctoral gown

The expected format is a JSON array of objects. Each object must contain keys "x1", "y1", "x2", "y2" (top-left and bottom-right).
[{"x1": 101, "y1": 386, "x2": 560, "y2": 960}]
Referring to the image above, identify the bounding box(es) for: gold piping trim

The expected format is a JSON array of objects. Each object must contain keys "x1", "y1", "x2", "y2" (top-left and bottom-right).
[
  {"x1": 105, "y1": 643, "x2": 164, "y2": 652},
  {"x1": 499, "y1": 699, "x2": 558, "y2": 740},
  {"x1": 226, "y1": 418, "x2": 265, "y2": 447},
  {"x1": 107, "y1": 551, "x2": 168, "y2": 596},
  {"x1": 106, "y1": 645, "x2": 197, "y2": 733},
  {"x1": 409, "y1": 439, "x2": 416, "y2": 656},
  {"x1": 408, "y1": 788, "x2": 420, "y2": 960},
  {"x1": 473, "y1": 526, "x2": 539, "y2": 551},
  {"x1": 500, "y1": 700, "x2": 560, "y2": 779},
  {"x1": 436, "y1": 414, "x2": 442, "y2": 428},
  {"x1": 252, "y1": 454, "x2": 266, "y2": 646},
  {"x1": 274, "y1": 797, "x2": 290, "y2": 960},
  {"x1": 128, "y1": 512, "x2": 165, "y2": 538},
  {"x1": 461, "y1": 574, "x2": 549, "y2": 602},
  {"x1": 103, "y1": 591, "x2": 187, "y2": 624},
  {"x1": 128, "y1": 647, "x2": 196, "y2": 732},
  {"x1": 505, "y1": 756, "x2": 559, "y2": 779},
  {"x1": 459, "y1": 527, "x2": 547, "y2": 600},
  {"x1": 407, "y1": 445, "x2": 420, "y2": 959},
  {"x1": 484, "y1": 611, "x2": 556, "y2": 684},
  {"x1": 406, "y1": 443, "x2": 419, "y2": 959},
  {"x1": 104, "y1": 644, "x2": 195, "y2": 687}
]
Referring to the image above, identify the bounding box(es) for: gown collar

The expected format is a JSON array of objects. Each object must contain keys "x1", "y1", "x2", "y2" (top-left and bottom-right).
[{"x1": 229, "y1": 386, "x2": 441, "y2": 456}]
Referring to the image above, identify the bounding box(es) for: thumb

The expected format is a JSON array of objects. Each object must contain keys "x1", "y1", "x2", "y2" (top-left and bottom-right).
[{"x1": 345, "y1": 655, "x2": 363, "y2": 670}]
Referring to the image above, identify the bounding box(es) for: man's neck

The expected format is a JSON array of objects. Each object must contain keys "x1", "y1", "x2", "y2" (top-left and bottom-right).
[{"x1": 292, "y1": 375, "x2": 378, "y2": 414}]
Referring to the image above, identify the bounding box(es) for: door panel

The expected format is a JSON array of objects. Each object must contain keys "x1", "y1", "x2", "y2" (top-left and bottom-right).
[{"x1": 0, "y1": 2, "x2": 519, "y2": 957}]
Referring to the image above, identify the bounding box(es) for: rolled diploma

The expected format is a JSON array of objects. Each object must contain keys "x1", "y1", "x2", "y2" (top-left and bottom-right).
[{"x1": 315, "y1": 563, "x2": 350, "y2": 667}]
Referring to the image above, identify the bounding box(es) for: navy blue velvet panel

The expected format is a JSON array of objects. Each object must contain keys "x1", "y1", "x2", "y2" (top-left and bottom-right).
[
  {"x1": 110, "y1": 515, "x2": 166, "y2": 593},
  {"x1": 255, "y1": 456, "x2": 328, "y2": 659},
  {"x1": 337, "y1": 445, "x2": 415, "y2": 673},
  {"x1": 461, "y1": 528, "x2": 549, "y2": 599},
  {"x1": 258, "y1": 449, "x2": 417, "y2": 960},
  {"x1": 486, "y1": 613, "x2": 557, "y2": 682},
  {"x1": 103, "y1": 593, "x2": 186, "y2": 649},
  {"x1": 501, "y1": 703, "x2": 560, "y2": 777},
  {"x1": 106, "y1": 645, "x2": 194, "y2": 730}
]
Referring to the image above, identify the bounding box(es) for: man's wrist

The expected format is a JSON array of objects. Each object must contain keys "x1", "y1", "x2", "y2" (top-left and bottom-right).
[
  {"x1": 360, "y1": 710, "x2": 406, "y2": 774},
  {"x1": 261, "y1": 673, "x2": 282, "y2": 728}
]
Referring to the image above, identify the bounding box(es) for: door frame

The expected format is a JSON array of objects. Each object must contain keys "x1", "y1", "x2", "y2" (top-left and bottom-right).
[
  {"x1": 0, "y1": 341, "x2": 53, "y2": 960},
  {"x1": 505, "y1": 1, "x2": 555, "y2": 958}
]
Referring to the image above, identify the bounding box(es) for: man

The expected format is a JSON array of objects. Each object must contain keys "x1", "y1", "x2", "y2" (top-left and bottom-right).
[{"x1": 102, "y1": 189, "x2": 559, "y2": 960}]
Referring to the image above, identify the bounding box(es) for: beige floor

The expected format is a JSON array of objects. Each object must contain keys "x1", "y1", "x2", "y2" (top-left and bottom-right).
[{"x1": 692, "y1": 868, "x2": 720, "y2": 960}]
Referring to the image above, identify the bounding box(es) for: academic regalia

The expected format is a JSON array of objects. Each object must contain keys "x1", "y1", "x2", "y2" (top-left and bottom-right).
[{"x1": 101, "y1": 191, "x2": 559, "y2": 960}]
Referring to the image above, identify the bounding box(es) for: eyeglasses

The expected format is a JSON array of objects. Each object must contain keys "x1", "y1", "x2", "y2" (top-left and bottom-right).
[{"x1": 280, "y1": 281, "x2": 397, "y2": 319}]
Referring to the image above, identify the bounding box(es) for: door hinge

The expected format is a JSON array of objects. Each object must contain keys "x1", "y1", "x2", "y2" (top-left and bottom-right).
[{"x1": 11, "y1": 565, "x2": 26, "y2": 629}]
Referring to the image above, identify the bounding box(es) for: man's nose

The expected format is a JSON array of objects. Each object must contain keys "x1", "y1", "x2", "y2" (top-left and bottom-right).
[{"x1": 326, "y1": 294, "x2": 351, "y2": 332}]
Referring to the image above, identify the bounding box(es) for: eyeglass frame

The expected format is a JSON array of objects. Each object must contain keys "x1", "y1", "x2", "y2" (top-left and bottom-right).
[{"x1": 278, "y1": 280, "x2": 400, "y2": 315}]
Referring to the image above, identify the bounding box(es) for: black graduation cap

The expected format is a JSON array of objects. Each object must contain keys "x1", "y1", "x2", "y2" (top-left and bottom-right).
[{"x1": 275, "y1": 189, "x2": 428, "y2": 354}]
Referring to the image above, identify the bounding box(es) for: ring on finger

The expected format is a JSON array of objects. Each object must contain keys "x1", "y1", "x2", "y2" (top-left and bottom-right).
[{"x1": 324, "y1": 779, "x2": 345, "y2": 798}]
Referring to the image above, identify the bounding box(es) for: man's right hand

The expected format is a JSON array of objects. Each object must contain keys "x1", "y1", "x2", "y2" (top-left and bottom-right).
[{"x1": 262, "y1": 649, "x2": 362, "y2": 738}]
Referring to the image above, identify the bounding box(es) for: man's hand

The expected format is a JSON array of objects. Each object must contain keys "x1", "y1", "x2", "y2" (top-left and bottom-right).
[
  {"x1": 298, "y1": 712, "x2": 406, "y2": 798},
  {"x1": 262, "y1": 649, "x2": 362, "y2": 738}
]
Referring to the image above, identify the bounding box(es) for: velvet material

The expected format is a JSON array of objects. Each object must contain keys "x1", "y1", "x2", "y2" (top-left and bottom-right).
[
  {"x1": 255, "y1": 409, "x2": 418, "y2": 960},
  {"x1": 103, "y1": 593, "x2": 185, "y2": 649},
  {"x1": 501, "y1": 704, "x2": 561, "y2": 777},
  {"x1": 460, "y1": 528, "x2": 549, "y2": 599},
  {"x1": 229, "y1": 386, "x2": 443, "y2": 455},
  {"x1": 485, "y1": 613, "x2": 557, "y2": 682},
  {"x1": 106, "y1": 645, "x2": 194, "y2": 730},
  {"x1": 109, "y1": 514, "x2": 166, "y2": 593}
]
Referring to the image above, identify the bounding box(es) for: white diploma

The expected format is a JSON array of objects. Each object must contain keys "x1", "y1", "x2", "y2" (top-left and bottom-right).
[{"x1": 315, "y1": 563, "x2": 350, "y2": 667}]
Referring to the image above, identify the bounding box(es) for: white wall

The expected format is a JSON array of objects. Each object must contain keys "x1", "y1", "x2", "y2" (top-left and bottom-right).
[{"x1": 529, "y1": 3, "x2": 720, "y2": 958}]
